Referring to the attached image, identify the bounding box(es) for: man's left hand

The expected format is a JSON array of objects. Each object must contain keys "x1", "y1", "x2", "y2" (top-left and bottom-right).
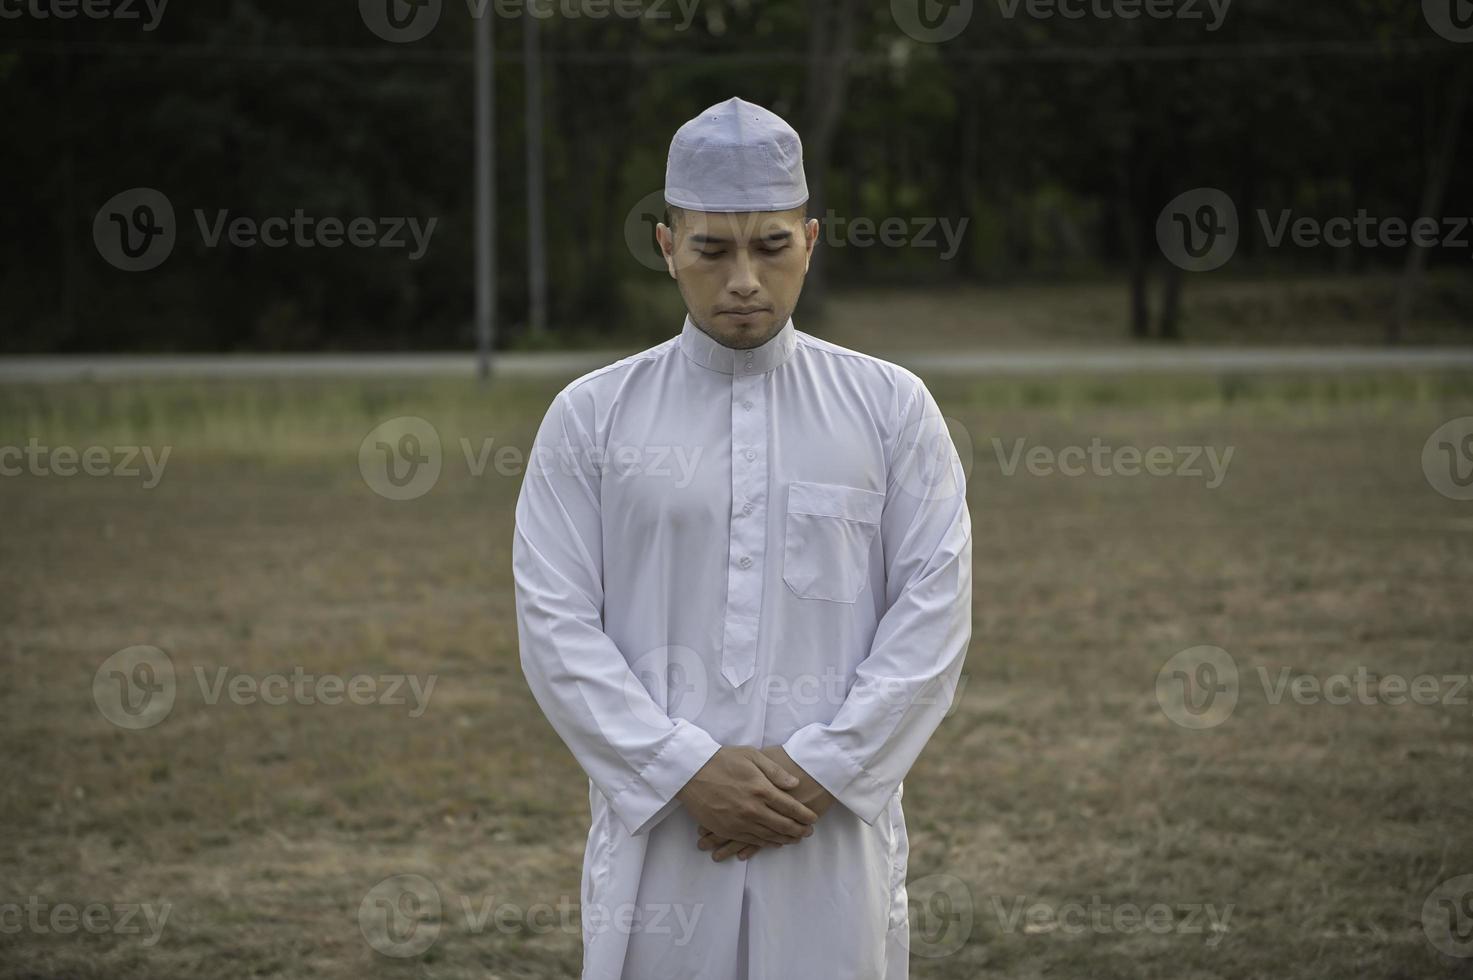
[{"x1": 697, "y1": 745, "x2": 836, "y2": 861}]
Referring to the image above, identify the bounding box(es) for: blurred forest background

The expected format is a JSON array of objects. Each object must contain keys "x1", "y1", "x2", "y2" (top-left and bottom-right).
[
  {"x1": 2, "y1": 0, "x2": 1470, "y2": 353},
  {"x1": 5, "y1": 5, "x2": 1473, "y2": 979}
]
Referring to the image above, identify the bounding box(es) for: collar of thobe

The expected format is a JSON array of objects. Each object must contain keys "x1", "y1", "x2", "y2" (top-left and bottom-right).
[{"x1": 678, "y1": 314, "x2": 798, "y2": 376}]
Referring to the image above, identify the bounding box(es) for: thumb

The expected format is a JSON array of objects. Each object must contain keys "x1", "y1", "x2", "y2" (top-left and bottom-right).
[{"x1": 753, "y1": 751, "x2": 799, "y2": 789}]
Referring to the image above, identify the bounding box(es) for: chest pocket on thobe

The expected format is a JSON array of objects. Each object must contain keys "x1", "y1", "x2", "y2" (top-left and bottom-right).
[{"x1": 781, "y1": 480, "x2": 886, "y2": 602}]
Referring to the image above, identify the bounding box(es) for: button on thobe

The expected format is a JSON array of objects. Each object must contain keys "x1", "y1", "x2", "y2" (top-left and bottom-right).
[{"x1": 513, "y1": 315, "x2": 973, "y2": 980}]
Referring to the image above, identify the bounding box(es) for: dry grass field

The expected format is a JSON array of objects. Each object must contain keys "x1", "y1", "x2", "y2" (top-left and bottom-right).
[{"x1": 2, "y1": 370, "x2": 1472, "y2": 979}]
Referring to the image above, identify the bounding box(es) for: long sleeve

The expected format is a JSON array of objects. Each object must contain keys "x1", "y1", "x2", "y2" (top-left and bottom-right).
[
  {"x1": 513, "y1": 386, "x2": 722, "y2": 837},
  {"x1": 782, "y1": 376, "x2": 973, "y2": 826}
]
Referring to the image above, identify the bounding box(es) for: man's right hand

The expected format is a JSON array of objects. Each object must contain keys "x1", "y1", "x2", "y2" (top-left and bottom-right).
[{"x1": 675, "y1": 746, "x2": 818, "y2": 847}]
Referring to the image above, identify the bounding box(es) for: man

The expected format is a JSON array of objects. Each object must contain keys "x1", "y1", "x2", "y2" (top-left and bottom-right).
[{"x1": 513, "y1": 96, "x2": 972, "y2": 979}]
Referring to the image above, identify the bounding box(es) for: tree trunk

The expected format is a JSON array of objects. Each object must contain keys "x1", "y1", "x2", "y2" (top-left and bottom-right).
[
  {"x1": 1389, "y1": 59, "x2": 1470, "y2": 344},
  {"x1": 800, "y1": 0, "x2": 855, "y2": 320},
  {"x1": 1158, "y1": 261, "x2": 1183, "y2": 340}
]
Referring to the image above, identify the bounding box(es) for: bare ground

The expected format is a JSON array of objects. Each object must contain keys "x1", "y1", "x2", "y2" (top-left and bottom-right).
[{"x1": 1, "y1": 374, "x2": 1471, "y2": 979}]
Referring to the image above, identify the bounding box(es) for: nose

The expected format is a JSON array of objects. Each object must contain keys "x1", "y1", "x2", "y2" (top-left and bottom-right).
[{"x1": 726, "y1": 250, "x2": 760, "y2": 299}]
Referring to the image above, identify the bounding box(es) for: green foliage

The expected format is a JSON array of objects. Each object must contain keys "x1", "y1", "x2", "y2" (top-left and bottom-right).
[{"x1": 2, "y1": 0, "x2": 1468, "y2": 351}]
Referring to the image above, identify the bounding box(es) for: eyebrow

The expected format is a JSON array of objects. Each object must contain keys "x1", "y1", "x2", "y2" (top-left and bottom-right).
[{"x1": 689, "y1": 229, "x2": 794, "y2": 246}]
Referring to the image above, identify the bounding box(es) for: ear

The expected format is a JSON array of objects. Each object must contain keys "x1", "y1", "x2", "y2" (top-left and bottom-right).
[
  {"x1": 802, "y1": 217, "x2": 820, "y2": 272},
  {"x1": 655, "y1": 222, "x2": 678, "y2": 279}
]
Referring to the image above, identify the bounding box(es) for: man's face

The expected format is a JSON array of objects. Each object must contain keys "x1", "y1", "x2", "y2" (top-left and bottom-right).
[{"x1": 655, "y1": 206, "x2": 820, "y2": 349}]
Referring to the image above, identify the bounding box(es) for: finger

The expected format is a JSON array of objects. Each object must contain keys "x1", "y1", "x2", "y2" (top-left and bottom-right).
[
  {"x1": 749, "y1": 752, "x2": 800, "y2": 790},
  {"x1": 752, "y1": 808, "x2": 815, "y2": 841},
  {"x1": 749, "y1": 826, "x2": 803, "y2": 846},
  {"x1": 722, "y1": 828, "x2": 787, "y2": 847},
  {"x1": 733, "y1": 817, "x2": 801, "y2": 845},
  {"x1": 737, "y1": 844, "x2": 760, "y2": 860},
  {"x1": 713, "y1": 840, "x2": 747, "y2": 862},
  {"x1": 761, "y1": 789, "x2": 819, "y2": 826}
]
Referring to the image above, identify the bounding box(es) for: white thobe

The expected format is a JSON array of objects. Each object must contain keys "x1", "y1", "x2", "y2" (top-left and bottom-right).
[{"x1": 512, "y1": 314, "x2": 973, "y2": 980}]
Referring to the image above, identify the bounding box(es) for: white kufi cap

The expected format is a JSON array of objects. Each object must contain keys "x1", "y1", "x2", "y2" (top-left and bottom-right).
[{"x1": 664, "y1": 96, "x2": 808, "y2": 213}]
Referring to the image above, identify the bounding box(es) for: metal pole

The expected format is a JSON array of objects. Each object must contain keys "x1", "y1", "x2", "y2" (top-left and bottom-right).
[
  {"x1": 524, "y1": 12, "x2": 547, "y2": 336},
  {"x1": 474, "y1": 5, "x2": 496, "y2": 381}
]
